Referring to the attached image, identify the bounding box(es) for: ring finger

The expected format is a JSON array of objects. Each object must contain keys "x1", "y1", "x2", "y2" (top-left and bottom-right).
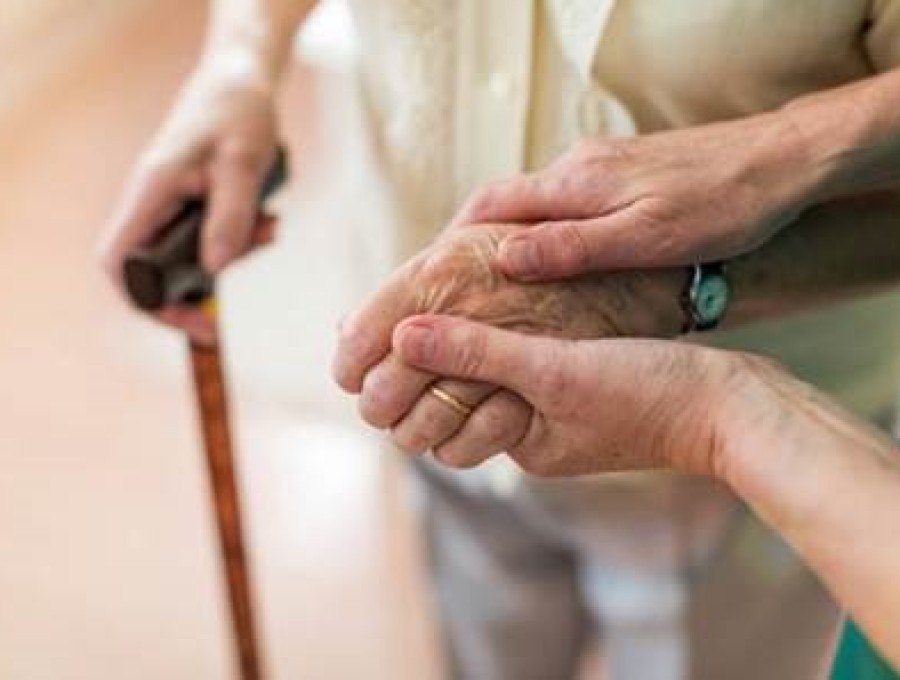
[
  {"x1": 433, "y1": 389, "x2": 532, "y2": 469},
  {"x1": 391, "y1": 380, "x2": 496, "y2": 455}
]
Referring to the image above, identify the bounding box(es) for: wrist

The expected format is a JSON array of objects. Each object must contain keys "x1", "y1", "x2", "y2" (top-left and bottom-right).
[
  {"x1": 778, "y1": 75, "x2": 900, "y2": 205},
  {"x1": 777, "y1": 94, "x2": 852, "y2": 206},
  {"x1": 609, "y1": 268, "x2": 688, "y2": 339},
  {"x1": 202, "y1": 8, "x2": 307, "y2": 87},
  {"x1": 710, "y1": 353, "x2": 841, "y2": 512},
  {"x1": 194, "y1": 40, "x2": 282, "y2": 98},
  {"x1": 738, "y1": 109, "x2": 825, "y2": 221},
  {"x1": 704, "y1": 352, "x2": 788, "y2": 490}
]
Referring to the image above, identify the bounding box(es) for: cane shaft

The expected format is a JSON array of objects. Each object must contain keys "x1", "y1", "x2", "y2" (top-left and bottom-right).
[{"x1": 190, "y1": 338, "x2": 263, "y2": 680}]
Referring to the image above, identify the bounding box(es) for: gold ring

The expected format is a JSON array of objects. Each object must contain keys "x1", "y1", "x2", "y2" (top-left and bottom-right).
[{"x1": 428, "y1": 385, "x2": 474, "y2": 418}]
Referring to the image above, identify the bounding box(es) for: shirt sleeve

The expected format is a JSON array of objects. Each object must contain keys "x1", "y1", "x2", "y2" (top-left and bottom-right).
[{"x1": 866, "y1": 0, "x2": 900, "y2": 70}]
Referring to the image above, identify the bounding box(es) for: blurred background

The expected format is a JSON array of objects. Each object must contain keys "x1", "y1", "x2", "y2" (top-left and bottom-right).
[{"x1": 0, "y1": 1, "x2": 444, "y2": 677}]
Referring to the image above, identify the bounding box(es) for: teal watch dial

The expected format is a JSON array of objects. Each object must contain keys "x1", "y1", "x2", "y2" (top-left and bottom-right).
[{"x1": 684, "y1": 262, "x2": 730, "y2": 332}]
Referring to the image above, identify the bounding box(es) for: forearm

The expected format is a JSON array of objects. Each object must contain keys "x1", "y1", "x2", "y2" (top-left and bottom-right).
[
  {"x1": 720, "y1": 365, "x2": 900, "y2": 669},
  {"x1": 202, "y1": 0, "x2": 318, "y2": 84},
  {"x1": 784, "y1": 69, "x2": 900, "y2": 205},
  {"x1": 724, "y1": 190, "x2": 900, "y2": 327}
]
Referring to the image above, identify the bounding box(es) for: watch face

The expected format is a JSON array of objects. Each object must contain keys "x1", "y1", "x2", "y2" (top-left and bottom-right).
[{"x1": 696, "y1": 275, "x2": 730, "y2": 325}]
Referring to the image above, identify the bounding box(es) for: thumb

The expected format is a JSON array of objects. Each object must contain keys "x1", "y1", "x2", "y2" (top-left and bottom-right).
[
  {"x1": 451, "y1": 174, "x2": 561, "y2": 228},
  {"x1": 393, "y1": 316, "x2": 559, "y2": 402},
  {"x1": 496, "y1": 217, "x2": 646, "y2": 281},
  {"x1": 496, "y1": 208, "x2": 724, "y2": 281}
]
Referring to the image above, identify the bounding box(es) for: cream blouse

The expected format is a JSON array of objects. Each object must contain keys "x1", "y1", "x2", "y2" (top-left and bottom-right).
[{"x1": 346, "y1": 0, "x2": 900, "y2": 421}]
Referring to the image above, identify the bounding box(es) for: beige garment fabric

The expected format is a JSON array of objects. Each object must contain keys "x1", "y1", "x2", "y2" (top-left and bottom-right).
[{"x1": 348, "y1": 0, "x2": 900, "y2": 422}]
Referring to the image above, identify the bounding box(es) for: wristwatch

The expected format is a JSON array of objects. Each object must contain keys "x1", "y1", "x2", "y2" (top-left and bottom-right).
[{"x1": 681, "y1": 262, "x2": 730, "y2": 333}]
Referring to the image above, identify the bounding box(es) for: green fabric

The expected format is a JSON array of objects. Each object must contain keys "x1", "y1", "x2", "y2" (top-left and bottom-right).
[{"x1": 831, "y1": 621, "x2": 898, "y2": 680}]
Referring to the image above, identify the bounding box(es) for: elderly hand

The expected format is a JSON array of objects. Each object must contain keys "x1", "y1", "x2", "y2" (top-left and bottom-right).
[
  {"x1": 389, "y1": 314, "x2": 749, "y2": 477},
  {"x1": 453, "y1": 112, "x2": 820, "y2": 281},
  {"x1": 333, "y1": 224, "x2": 685, "y2": 466},
  {"x1": 97, "y1": 47, "x2": 280, "y2": 344}
]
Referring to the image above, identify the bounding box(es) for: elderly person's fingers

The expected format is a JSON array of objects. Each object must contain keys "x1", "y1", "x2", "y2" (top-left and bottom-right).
[
  {"x1": 334, "y1": 269, "x2": 425, "y2": 394},
  {"x1": 98, "y1": 161, "x2": 207, "y2": 290},
  {"x1": 357, "y1": 353, "x2": 433, "y2": 428},
  {"x1": 358, "y1": 347, "x2": 495, "y2": 430},
  {"x1": 203, "y1": 142, "x2": 274, "y2": 272},
  {"x1": 144, "y1": 214, "x2": 278, "y2": 347},
  {"x1": 390, "y1": 380, "x2": 497, "y2": 454},
  {"x1": 431, "y1": 389, "x2": 532, "y2": 468}
]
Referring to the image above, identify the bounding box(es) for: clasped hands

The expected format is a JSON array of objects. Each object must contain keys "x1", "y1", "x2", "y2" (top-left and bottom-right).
[
  {"x1": 333, "y1": 114, "x2": 823, "y2": 478},
  {"x1": 333, "y1": 221, "x2": 733, "y2": 477}
]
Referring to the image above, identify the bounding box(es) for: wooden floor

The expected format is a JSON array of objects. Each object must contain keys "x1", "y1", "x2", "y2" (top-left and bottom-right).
[{"x1": 0, "y1": 3, "x2": 440, "y2": 679}]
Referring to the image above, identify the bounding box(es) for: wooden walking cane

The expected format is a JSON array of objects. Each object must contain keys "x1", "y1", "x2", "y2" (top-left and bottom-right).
[{"x1": 121, "y1": 149, "x2": 288, "y2": 680}]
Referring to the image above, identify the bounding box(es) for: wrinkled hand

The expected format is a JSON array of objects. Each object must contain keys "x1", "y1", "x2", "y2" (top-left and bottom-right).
[
  {"x1": 333, "y1": 224, "x2": 684, "y2": 467},
  {"x1": 453, "y1": 113, "x2": 817, "y2": 281},
  {"x1": 97, "y1": 48, "x2": 280, "y2": 343},
  {"x1": 390, "y1": 315, "x2": 746, "y2": 477}
]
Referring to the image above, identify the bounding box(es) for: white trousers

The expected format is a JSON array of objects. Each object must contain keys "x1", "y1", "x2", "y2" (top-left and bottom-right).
[{"x1": 415, "y1": 461, "x2": 840, "y2": 680}]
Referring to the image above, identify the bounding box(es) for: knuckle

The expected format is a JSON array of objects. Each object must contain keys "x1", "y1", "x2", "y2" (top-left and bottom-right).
[
  {"x1": 337, "y1": 321, "x2": 373, "y2": 364},
  {"x1": 135, "y1": 150, "x2": 182, "y2": 183},
  {"x1": 621, "y1": 202, "x2": 688, "y2": 266},
  {"x1": 332, "y1": 330, "x2": 372, "y2": 394},
  {"x1": 454, "y1": 328, "x2": 487, "y2": 379},
  {"x1": 357, "y1": 377, "x2": 403, "y2": 429},
  {"x1": 134, "y1": 151, "x2": 166, "y2": 175},
  {"x1": 468, "y1": 403, "x2": 518, "y2": 449},
  {"x1": 417, "y1": 404, "x2": 457, "y2": 444},
  {"x1": 331, "y1": 359, "x2": 356, "y2": 393},
  {"x1": 555, "y1": 222, "x2": 591, "y2": 269},
  {"x1": 566, "y1": 140, "x2": 599, "y2": 166},
  {"x1": 412, "y1": 233, "x2": 500, "y2": 315},
  {"x1": 433, "y1": 444, "x2": 478, "y2": 470},
  {"x1": 516, "y1": 451, "x2": 557, "y2": 478},
  {"x1": 567, "y1": 138, "x2": 610, "y2": 166},
  {"x1": 466, "y1": 182, "x2": 503, "y2": 216},
  {"x1": 391, "y1": 428, "x2": 428, "y2": 456},
  {"x1": 206, "y1": 209, "x2": 254, "y2": 243},
  {"x1": 217, "y1": 139, "x2": 266, "y2": 173},
  {"x1": 532, "y1": 356, "x2": 572, "y2": 407},
  {"x1": 357, "y1": 396, "x2": 392, "y2": 429}
]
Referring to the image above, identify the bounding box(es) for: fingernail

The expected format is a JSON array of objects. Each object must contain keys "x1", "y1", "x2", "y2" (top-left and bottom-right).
[
  {"x1": 500, "y1": 238, "x2": 542, "y2": 278},
  {"x1": 402, "y1": 324, "x2": 436, "y2": 365}
]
